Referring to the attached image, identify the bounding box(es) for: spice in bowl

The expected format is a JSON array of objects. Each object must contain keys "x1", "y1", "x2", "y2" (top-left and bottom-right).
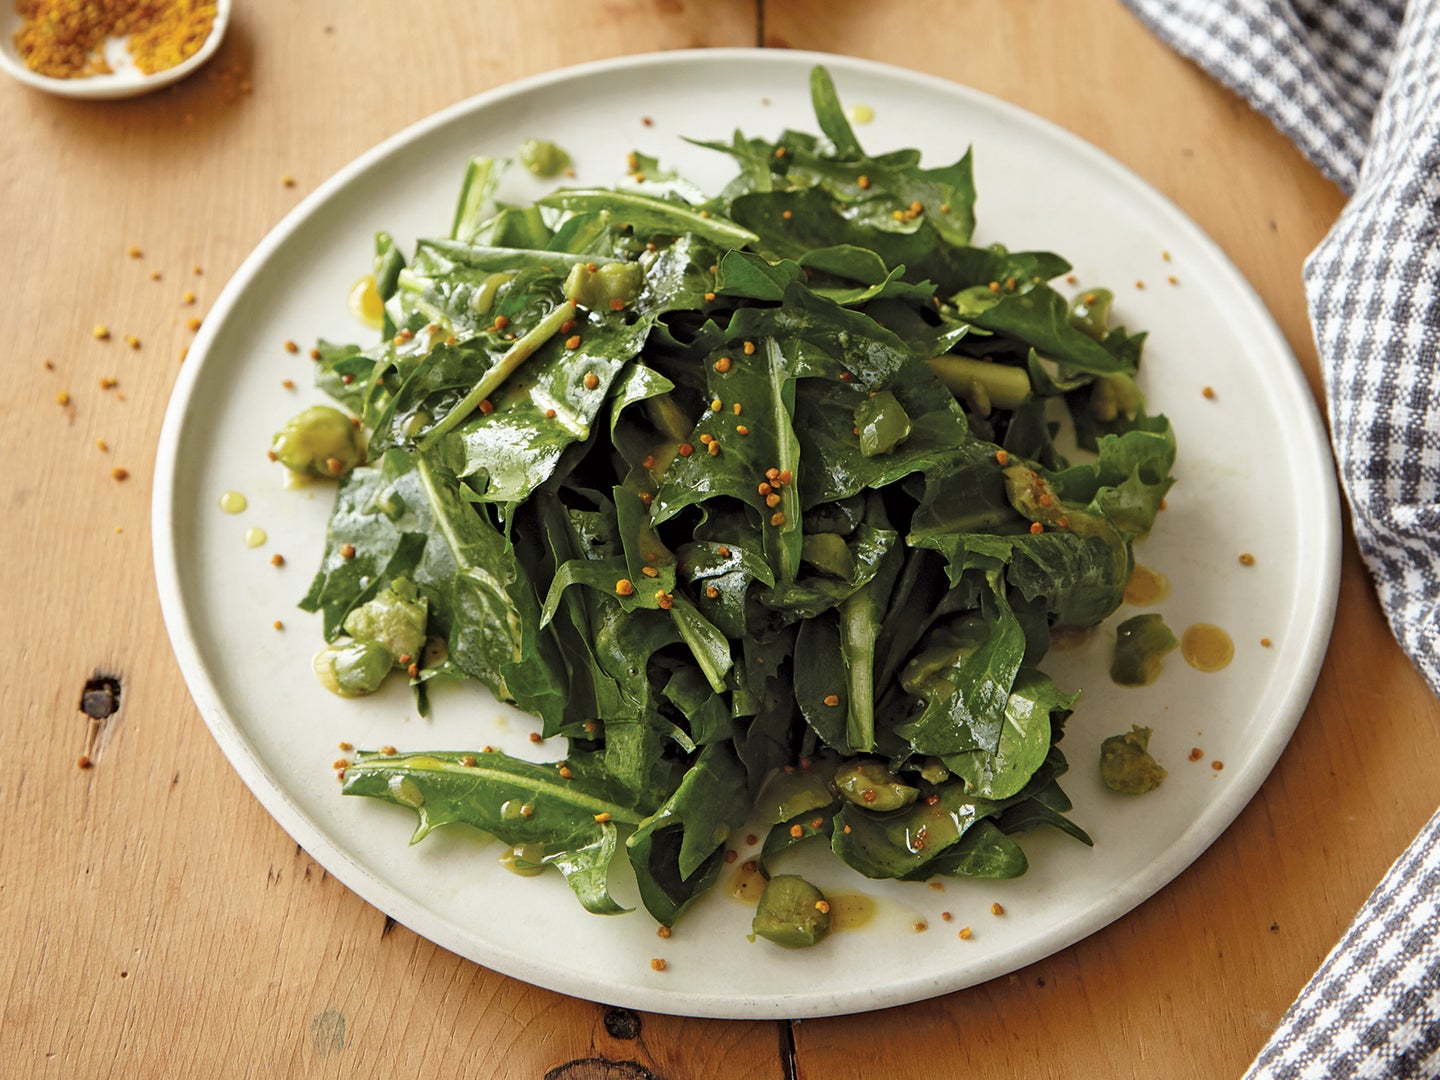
[{"x1": 13, "y1": 0, "x2": 218, "y2": 79}]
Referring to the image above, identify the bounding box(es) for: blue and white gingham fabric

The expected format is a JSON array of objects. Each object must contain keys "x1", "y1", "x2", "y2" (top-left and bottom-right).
[{"x1": 1119, "y1": 1, "x2": 1440, "y2": 1076}]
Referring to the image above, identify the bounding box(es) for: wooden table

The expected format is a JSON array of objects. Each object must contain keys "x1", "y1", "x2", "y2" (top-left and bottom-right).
[{"x1": 6, "y1": 1, "x2": 1434, "y2": 1075}]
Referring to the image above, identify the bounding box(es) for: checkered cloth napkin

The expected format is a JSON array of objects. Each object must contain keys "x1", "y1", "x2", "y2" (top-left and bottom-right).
[{"x1": 1118, "y1": 1, "x2": 1440, "y2": 1076}]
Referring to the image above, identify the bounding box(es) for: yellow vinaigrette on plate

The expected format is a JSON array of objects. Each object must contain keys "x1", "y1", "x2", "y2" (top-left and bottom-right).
[
  {"x1": 348, "y1": 274, "x2": 385, "y2": 329},
  {"x1": 1182, "y1": 624, "x2": 1234, "y2": 672}
]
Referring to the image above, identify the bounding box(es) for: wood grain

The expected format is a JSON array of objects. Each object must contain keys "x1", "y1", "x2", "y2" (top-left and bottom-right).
[{"x1": 3, "y1": 0, "x2": 1435, "y2": 1077}]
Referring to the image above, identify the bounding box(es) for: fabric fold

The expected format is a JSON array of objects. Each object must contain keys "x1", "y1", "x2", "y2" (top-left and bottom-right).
[{"x1": 1119, "y1": 2, "x2": 1440, "y2": 1075}]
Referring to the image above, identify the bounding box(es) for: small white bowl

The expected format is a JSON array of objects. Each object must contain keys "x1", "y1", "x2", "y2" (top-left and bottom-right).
[{"x1": 0, "y1": 0, "x2": 230, "y2": 100}]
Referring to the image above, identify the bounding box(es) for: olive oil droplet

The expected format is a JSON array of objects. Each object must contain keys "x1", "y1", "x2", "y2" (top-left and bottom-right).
[
  {"x1": 728, "y1": 863, "x2": 767, "y2": 904},
  {"x1": 1124, "y1": 564, "x2": 1170, "y2": 606},
  {"x1": 1181, "y1": 624, "x2": 1234, "y2": 672},
  {"x1": 499, "y1": 844, "x2": 545, "y2": 877},
  {"x1": 243, "y1": 527, "x2": 267, "y2": 548},
  {"x1": 219, "y1": 490, "x2": 247, "y2": 514},
  {"x1": 826, "y1": 893, "x2": 876, "y2": 931},
  {"x1": 845, "y1": 103, "x2": 875, "y2": 124},
  {"x1": 348, "y1": 274, "x2": 384, "y2": 329}
]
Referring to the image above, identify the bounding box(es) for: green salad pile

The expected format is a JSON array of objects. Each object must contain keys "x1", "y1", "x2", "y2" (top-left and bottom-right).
[{"x1": 284, "y1": 67, "x2": 1176, "y2": 929}]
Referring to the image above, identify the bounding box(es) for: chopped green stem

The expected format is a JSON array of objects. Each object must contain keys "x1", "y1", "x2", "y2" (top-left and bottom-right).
[
  {"x1": 839, "y1": 584, "x2": 877, "y2": 752},
  {"x1": 419, "y1": 300, "x2": 576, "y2": 449},
  {"x1": 451, "y1": 156, "x2": 503, "y2": 242},
  {"x1": 927, "y1": 355, "x2": 1032, "y2": 411},
  {"x1": 765, "y1": 337, "x2": 802, "y2": 581},
  {"x1": 539, "y1": 188, "x2": 759, "y2": 247}
]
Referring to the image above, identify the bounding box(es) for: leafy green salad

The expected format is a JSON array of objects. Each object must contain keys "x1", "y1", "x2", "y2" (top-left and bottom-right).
[{"x1": 279, "y1": 67, "x2": 1176, "y2": 932}]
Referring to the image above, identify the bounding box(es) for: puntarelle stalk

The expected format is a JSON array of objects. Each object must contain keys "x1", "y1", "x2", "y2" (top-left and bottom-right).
[
  {"x1": 418, "y1": 298, "x2": 577, "y2": 450},
  {"x1": 764, "y1": 337, "x2": 803, "y2": 583},
  {"x1": 840, "y1": 584, "x2": 878, "y2": 753},
  {"x1": 926, "y1": 354, "x2": 1033, "y2": 412}
]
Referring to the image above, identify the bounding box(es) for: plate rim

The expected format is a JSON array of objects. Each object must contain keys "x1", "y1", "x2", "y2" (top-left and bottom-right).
[{"x1": 151, "y1": 46, "x2": 1341, "y2": 1018}]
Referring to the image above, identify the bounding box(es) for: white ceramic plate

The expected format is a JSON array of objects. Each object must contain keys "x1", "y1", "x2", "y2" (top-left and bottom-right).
[
  {"x1": 153, "y1": 50, "x2": 1339, "y2": 1019},
  {"x1": 0, "y1": 0, "x2": 229, "y2": 99}
]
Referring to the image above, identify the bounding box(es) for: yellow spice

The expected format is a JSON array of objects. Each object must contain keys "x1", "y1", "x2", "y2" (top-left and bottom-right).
[{"x1": 14, "y1": 0, "x2": 218, "y2": 79}]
